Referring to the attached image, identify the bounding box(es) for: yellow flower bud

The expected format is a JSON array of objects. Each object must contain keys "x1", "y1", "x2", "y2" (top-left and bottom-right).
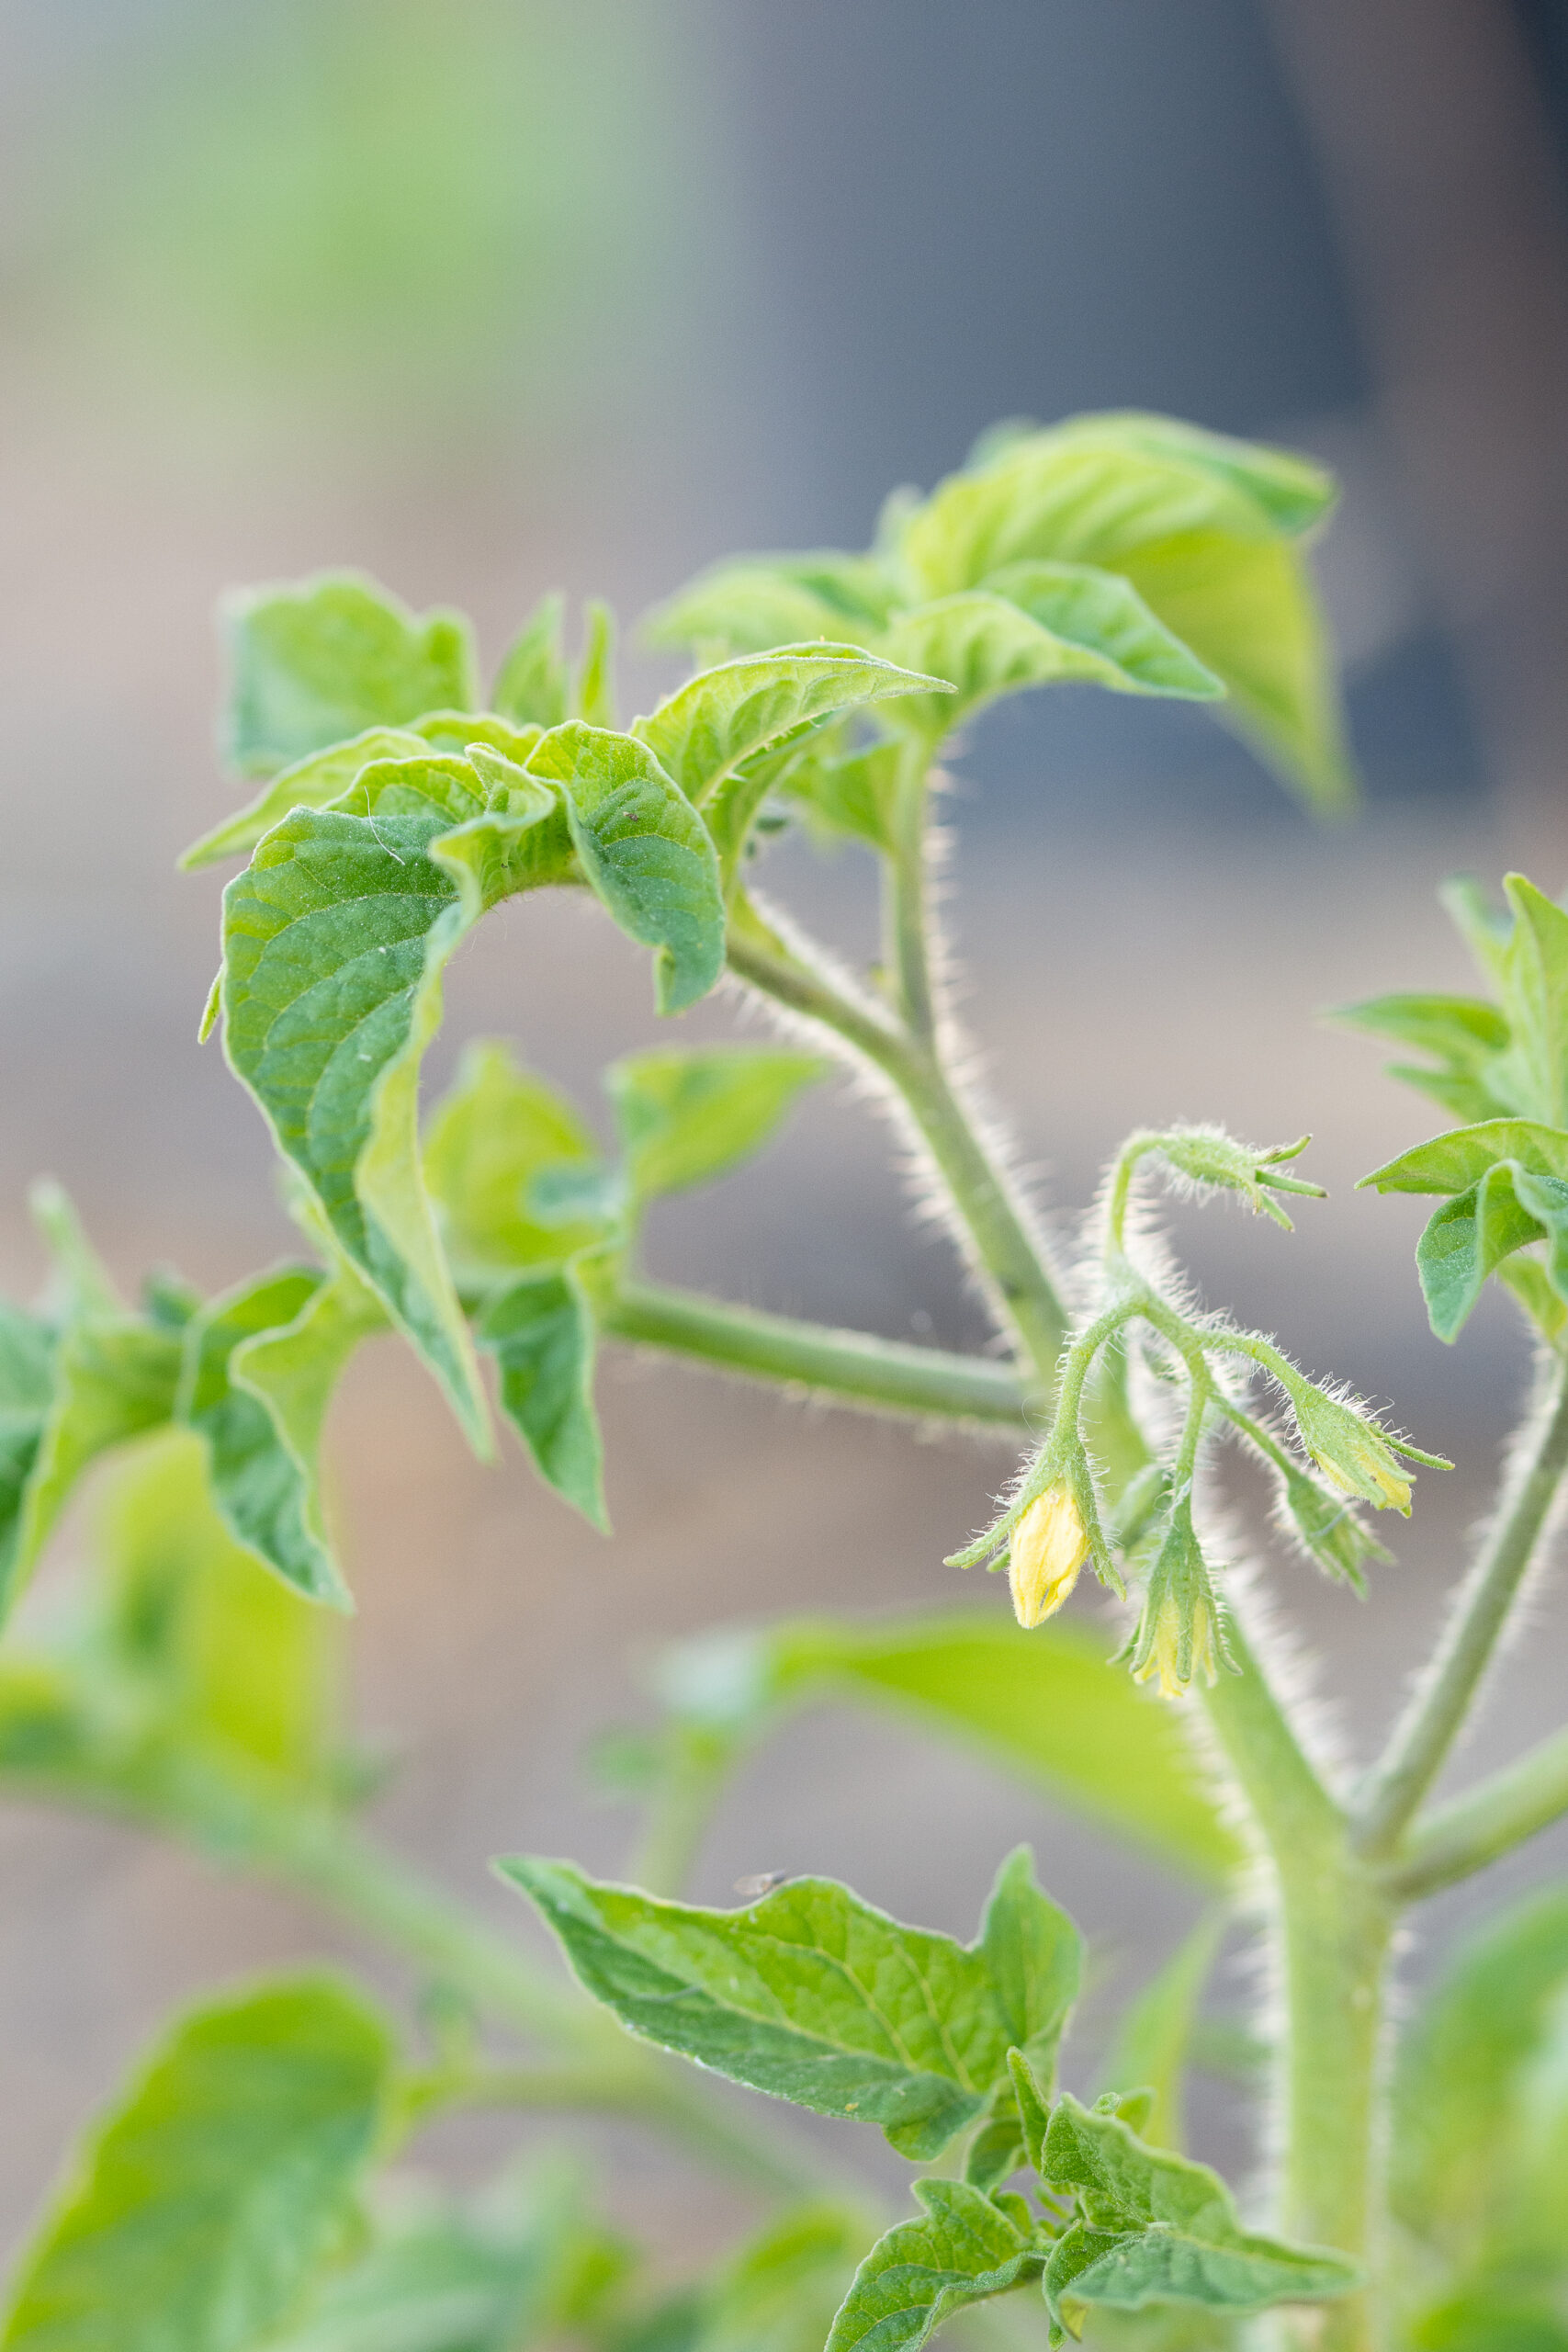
[
  {"x1": 1132, "y1": 1591, "x2": 1217, "y2": 1701},
  {"x1": 1312, "y1": 1444, "x2": 1411, "y2": 1515},
  {"x1": 1009, "y1": 1484, "x2": 1089, "y2": 1629}
]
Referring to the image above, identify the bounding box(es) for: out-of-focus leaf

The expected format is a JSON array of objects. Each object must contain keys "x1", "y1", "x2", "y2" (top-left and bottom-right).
[
  {"x1": 492, "y1": 594, "x2": 570, "y2": 729},
  {"x1": 689, "y1": 2204, "x2": 874, "y2": 2352},
  {"x1": 424, "y1": 1042, "x2": 605, "y2": 1284},
  {"x1": 880, "y1": 583, "x2": 1218, "y2": 740},
  {"x1": 642, "y1": 555, "x2": 901, "y2": 657},
  {"x1": 636, "y1": 647, "x2": 943, "y2": 809},
  {"x1": 1098, "y1": 1916, "x2": 1224, "y2": 2152},
  {"x1": 222, "y1": 572, "x2": 477, "y2": 776},
  {"x1": 1411, "y1": 2296, "x2": 1568, "y2": 2352},
  {"x1": 1329, "y1": 993, "x2": 1511, "y2": 1126},
  {"x1": 477, "y1": 1261, "x2": 607, "y2": 1531},
  {"x1": 0, "y1": 1304, "x2": 57, "y2": 1609},
  {"x1": 780, "y1": 741, "x2": 900, "y2": 854},
  {"x1": 653, "y1": 1612, "x2": 1244, "y2": 1886},
  {"x1": 1489, "y1": 875, "x2": 1568, "y2": 1125},
  {"x1": 502, "y1": 1846, "x2": 1074, "y2": 2160},
  {"x1": 573, "y1": 600, "x2": 618, "y2": 728},
  {"x1": 524, "y1": 725, "x2": 726, "y2": 1014},
  {"x1": 14, "y1": 1316, "x2": 183, "y2": 1600},
  {"x1": 606, "y1": 1046, "x2": 826, "y2": 1204},
  {"x1": 0, "y1": 1975, "x2": 393, "y2": 2352},
  {"x1": 825, "y1": 2181, "x2": 1040, "y2": 2352},
  {"x1": 1040, "y1": 2096, "x2": 1357, "y2": 2327}
]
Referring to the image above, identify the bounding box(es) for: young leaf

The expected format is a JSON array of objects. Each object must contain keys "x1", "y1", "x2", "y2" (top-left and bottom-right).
[
  {"x1": 525, "y1": 725, "x2": 726, "y2": 1013},
  {"x1": 13, "y1": 1314, "x2": 184, "y2": 1604},
  {"x1": 1360, "y1": 1118, "x2": 1568, "y2": 1197},
  {"x1": 573, "y1": 599, "x2": 618, "y2": 727},
  {"x1": 636, "y1": 645, "x2": 945, "y2": 808},
  {"x1": 424, "y1": 1041, "x2": 606, "y2": 1284},
  {"x1": 978, "y1": 1845, "x2": 1082, "y2": 2084},
  {"x1": 642, "y1": 554, "x2": 901, "y2": 658},
  {"x1": 1039, "y1": 2096, "x2": 1357, "y2": 2324},
  {"x1": 492, "y1": 594, "x2": 570, "y2": 729},
  {"x1": 0, "y1": 1974, "x2": 393, "y2": 2352},
  {"x1": 219, "y1": 784, "x2": 568, "y2": 1449},
  {"x1": 476, "y1": 1261, "x2": 608, "y2": 1532},
  {"x1": 606, "y1": 1046, "x2": 827, "y2": 1204},
  {"x1": 779, "y1": 741, "x2": 901, "y2": 854},
  {"x1": 1098, "y1": 1915, "x2": 1224, "y2": 2152},
  {"x1": 222, "y1": 572, "x2": 478, "y2": 776},
  {"x1": 1415, "y1": 1160, "x2": 1568, "y2": 1341},
  {"x1": 1487, "y1": 874, "x2": 1568, "y2": 1125},
  {"x1": 501, "y1": 1848, "x2": 1074, "y2": 2159},
  {"x1": 824, "y1": 2180, "x2": 1041, "y2": 2352},
  {"x1": 1329, "y1": 992, "x2": 1511, "y2": 1125},
  {"x1": 879, "y1": 588, "x2": 1217, "y2": 741},
  {"x1": 180, "y1": 727, "x2": 429, "y2": 870},
  {"x1": 653, "y1": 1614, "x2": 1244, "y2": 1886},
  {"x1": 1054, "y1": 412, "x2": 1336, "y2": 537}
]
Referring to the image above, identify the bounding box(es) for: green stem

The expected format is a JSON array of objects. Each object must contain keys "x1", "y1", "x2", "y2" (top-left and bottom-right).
[
  {"x1": 1382, "y1": 1725, "x2": 1568, "y2": 1899},
  {"x1": 885, "y1": 736, "x2": 938, "y2": 1045},
  {"x1": 1355, "y1": 1355, "x2": 1568, "y2": 1858},
  {"x1": 599, "y1": 1277, "x2": 1028, "y2": 1426},
  {"x1": 726, "y1": 923, "x2": 1069, "y2": 1387}
]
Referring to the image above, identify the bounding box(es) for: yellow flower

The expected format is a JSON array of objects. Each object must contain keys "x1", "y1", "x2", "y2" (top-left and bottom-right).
[
  {"x1": 1312, "y1": 1444, "x2": 1411, "y2": 1515},
  {"x1": 1009, "y1": 1485, "x2": 1089, "y2": 1629},
  {"x1": 1132, "y1": 1591, "x2": 1216, "y2": 1701}
]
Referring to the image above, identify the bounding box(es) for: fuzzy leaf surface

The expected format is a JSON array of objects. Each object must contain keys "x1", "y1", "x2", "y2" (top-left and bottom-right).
[
  {"x1": 0, "y1": 1975, "x2": 392, "y2": 2352},
  {"x1": 525, "y1": 725, "x2": 726, "y2": 1013},
  {"x1": 223, "y1": 573, "x2": 477, "y2": 776},
  {"x1": 1360, "y1": 1120, "x2": 1568, "y2": 1195},
  {"x1": 636, "y1": 646, "x2": 943, "y2": 808},
  {"x1": 825, "y1": 2180, "x2": 1040, "y2": 2352},
  {"x1": 607, "y1": 1046, "x2": 826, "y2": 1204},
  {"x1": 653, "y1": 1614, "x2": 1242, "y2": 1885},
  {"x1": 501, "y1": 1848, "x2": 1072, "y2": 2158},
  {"x1": 1040, "y1": 2097, "x2": 1357, "y2": 2320}
]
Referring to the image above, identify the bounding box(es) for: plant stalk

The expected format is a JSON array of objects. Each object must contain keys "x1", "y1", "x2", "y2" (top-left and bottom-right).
[
  {"x1": 1355, "y1": 1354, "x2": 1568, "y2": 1858},
  {"x1": 599, "y1": 1276, "x2": 1029, "y2": 1426},
  {"x1": 1382, "y1": 1724, "x2": 1568, "y2": 1899}
]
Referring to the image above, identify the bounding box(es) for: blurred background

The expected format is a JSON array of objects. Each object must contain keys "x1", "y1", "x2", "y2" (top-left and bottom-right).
[{"x1": 3, "y1": 0, "x2": 1568, "y2": 2266}]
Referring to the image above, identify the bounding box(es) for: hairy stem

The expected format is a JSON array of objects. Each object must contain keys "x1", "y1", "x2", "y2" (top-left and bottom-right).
[
  {"x1": 1355, "y1": 1355, "x2": 1568, "y2": 1857},
  {"x1": 726, "y1": 923, "x2": 1069, "y2": 1386},
  {"x1": 1382, "y1": 1724, "x2": 1568, "y2": 1899},
  {"x1": 599, "y1": 1277, "x2": 1028, "y2": 1426},
  {"x1": 884, "y1": 737, "x2": 939, "y2": 1045}
]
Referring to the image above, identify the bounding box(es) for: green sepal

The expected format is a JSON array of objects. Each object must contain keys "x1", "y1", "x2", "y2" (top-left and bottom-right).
[
  {"x1": 501, "y1": 1846, "x2": 1076, "y2": 2161},
  {"x1": 606, "y1": 1045, "x2": 827, "y2": 1204},
  {"x1": 0, "y1": 1974, "x2": 394, "y2": 2352},
  {"x1": 1277, "y1": 1464, "x2": 1390, "y2": 1593},
  {"x1": 1122, "y1": 1492, "x2": 1234, "y2": 1699},
  {"x1": 524, "y1": 723, "x2": 726, "y2": 1013},
  {"x1": 824, "y1": 2179, "x2": 1043, "y2": 2352},
  {"x1": 476, "y1": 1254, "x2": 609, "y2": 1532},
  {"x1": 1140, "y1": 1126, "x2": 1325, "y2": 1229},
  {"x1": 221, "y1": 571, "x2": 477, "y2": 776}
]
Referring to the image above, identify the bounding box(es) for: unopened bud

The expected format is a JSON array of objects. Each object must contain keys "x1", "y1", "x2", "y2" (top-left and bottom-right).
[
  {"x1": 1009, "y1": 1484, "x2": 1090, "y2": 1629},
  {"x1": 1291, "y1": 1389, "x2": 1413, "y2": 1515},
  {"x1": 1124, "y1": 1495, "x2": 1230, "y2": 1701}
]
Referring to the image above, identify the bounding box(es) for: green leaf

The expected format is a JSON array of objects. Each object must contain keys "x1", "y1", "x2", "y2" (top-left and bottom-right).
[
  {"x1": 501, "y1": 1847, "x2": 1074, "y2": 2160},
  {"x1": 222, "y1": 572, "x2": 478, "y2": 777},
  {"x1": 642, "y1": 555, "x2": 901, "y2": 657},
  {"x1": 606, "y1": 1046, "x2": 826, "y2": 1204},
  {"x1": 824, "y1": 2180, "x2": 1041, "y2": 2352},
  {"x1": 175, "y1": 1266, "x2": 378, "y2": 1605},
  {"x1": 779, "y1": 741, "x2": 901, "y2": 854},
  {"x1": 476, "y1": 1261, "x2": 607, "y2": 1531},
  {"x1": 0, "y1": 1974, "x2": 393, "y2": 2352},
  {"x1": 978, "y1": 1846, "x2": 1081, "y2": 2083},
  {"x1": 424, "y1": 1041, "x2": 605, "y2": 1284},
  {"x1": 180, "y1": 728, "x2": 431, "y2": 870},
  {"x1": 879, "y1": 585, "x2": 1218, "y2": 741},
  {"x1": 1392, "y1": 1885, "x2": 1568, "y2": 2251},
  {"x1": 1491, "y1": 875, "x2": 1568, "y2": 1125},
  {"x1": 572, "y1": 600, "x2": 618, "y2": 727},
  {"x1": 0, "y1": 1304, "x2": 58, "y2": 1611},
  {"x1": 636, "y1": 646, "x2": 944, "y2": 808},
  {"x1": 1053, "y1": 413, "x2": 1336, "y2": 537},
  {"x1": 1114, "y1": 531, "x2": 1351, "y2": 811},
  {"x1": 1098, "y1": 1917, "x2": 1224, "y2": 2153},
  {"x1": 220, "y1": 776, "x2": 568, "y2": 1447},
  {"x1": 1360, "y1": 1119, "x2": 1568, "y2": 1195},
  {"x1": 653, "y1": 1613, "x2": 1244, "y2": 1886},
  {"x1": 1329, "y1": 993, "x2": 1511, "y2": 1125},
  {"x1": 1415, "y1": 1160, "x2": 1568, "y2": 1341},
  {"x1": 492, "y1": 594, "x2": 569, "y2": 729},
  {"x1": 1411, "y1": 2295, "x2": 1568, "y2": 2352},
  {"x1": 14, "y1": 1315, "x2": 183, "y2": 1603},
  {"x1": 524, "y1": 725, "x2": 726, "y2": 1013},
  {"x1": 98, "y1": 1433, "x2": 339, "y2": 1787},
  {"x1": 1039, "y1": 2096, "x2": 1357, "y2": 2324}
]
